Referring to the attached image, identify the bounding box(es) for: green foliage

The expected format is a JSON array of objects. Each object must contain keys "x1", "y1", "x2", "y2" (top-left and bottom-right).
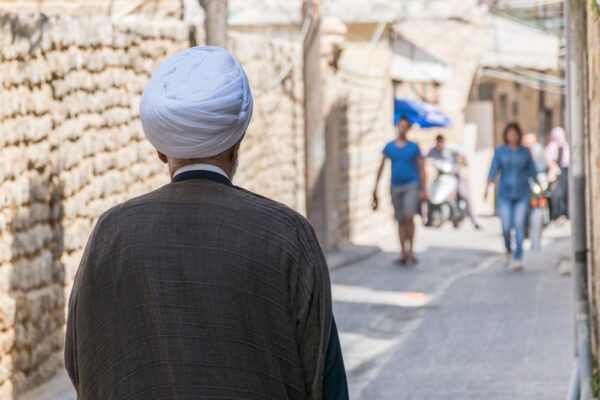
[
  {"x1": 571, "y1": 0, "x2": 584, "y2": 10},
  {"x1": 570, "y1": 0, "x2": 600, "y2": 21},
  {"x1": 592, "y1": 0, "x2": 600, "y2": 21}
]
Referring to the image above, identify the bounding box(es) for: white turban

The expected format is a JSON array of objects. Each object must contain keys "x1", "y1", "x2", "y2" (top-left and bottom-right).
[{"x1": 140, "y1": 46, "x2": 253, "y2": 158}]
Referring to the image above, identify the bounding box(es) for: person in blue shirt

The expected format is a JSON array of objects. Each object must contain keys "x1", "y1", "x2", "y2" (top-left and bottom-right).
[
  {"x1": 373, "y1": 117, "x2": 428, "y2": 265},
  {"x1": 484, "y1": 122, "x2": 537, "y2": 270}
]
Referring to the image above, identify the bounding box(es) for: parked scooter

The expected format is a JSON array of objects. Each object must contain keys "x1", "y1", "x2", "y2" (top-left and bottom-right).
[
  {"x1": 528, "y1": 172, "x2": 551, "y2": 250},
  {"x1": 424, "y1": 160, "x2": 467, "y2": 228},
  {"x1": 534, "y1": 173, "x2": 551, "y2": 224}
]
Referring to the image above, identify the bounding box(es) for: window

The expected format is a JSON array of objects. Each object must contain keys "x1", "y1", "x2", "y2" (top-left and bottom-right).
[
  {"x1": 478, "y1": 82, "x2": 495, "y2": 101},
  {"x1": 499, "y1": 94, "x2": 508, "y2": 120},
  {"x1": 512, "y1": 101, "x2": 519, "y2": 117}
]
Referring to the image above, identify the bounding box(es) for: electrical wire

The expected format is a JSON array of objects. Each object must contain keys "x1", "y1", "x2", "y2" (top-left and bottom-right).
[
  {"x1": 251, "y1": 6, "x2": 313, "y2": 95},
  {"x1": 479, "y1": 68, "x2": 566, "y2": 94},
  {"x1": 491, "y1": 0, "x2": 564, "y2": 8},
  {"x1": 112, "y1": 0, "x2": 147, "y2": 21}
]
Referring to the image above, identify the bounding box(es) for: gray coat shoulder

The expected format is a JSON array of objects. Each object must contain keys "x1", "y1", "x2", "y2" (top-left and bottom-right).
[{"x1": 92, "y1": 182, "x2": 316, "y2": 241}]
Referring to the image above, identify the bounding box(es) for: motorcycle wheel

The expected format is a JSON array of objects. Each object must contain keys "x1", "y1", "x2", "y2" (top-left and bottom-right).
[
  {"x1": 542, "y1": 205, "x2": 551, "y2": 226},
  {"x1": 430, "y1": 209, "x2": 443, "y2": 228}
]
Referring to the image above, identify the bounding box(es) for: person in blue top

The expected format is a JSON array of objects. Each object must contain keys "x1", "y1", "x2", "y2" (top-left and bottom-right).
[
  {"x1": 484, "y1": 122, "x2": 537, "y2": 271},
  {"x1": 373, "y1": 117, "x2": 428, "y2": 265}
]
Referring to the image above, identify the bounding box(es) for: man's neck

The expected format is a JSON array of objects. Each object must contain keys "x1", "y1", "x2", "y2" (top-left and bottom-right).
[{"x1": 171, "y1": 163, "x2": 230, "y2": 179}]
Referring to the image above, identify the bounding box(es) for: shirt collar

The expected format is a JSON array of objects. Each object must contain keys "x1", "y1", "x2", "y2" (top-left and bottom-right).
[{"x1": 173, "y1": 163, "x2": 229, "y2": 179}]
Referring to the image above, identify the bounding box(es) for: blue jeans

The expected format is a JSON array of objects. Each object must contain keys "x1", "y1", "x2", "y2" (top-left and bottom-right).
[{"x1": 498, "y1": 197, "x2": 530, "y2": 260}]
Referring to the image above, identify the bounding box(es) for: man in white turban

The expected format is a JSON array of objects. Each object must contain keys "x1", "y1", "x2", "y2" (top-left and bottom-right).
[{"x1": 64, "y1": 46, "x2": 348, "y2": 400}]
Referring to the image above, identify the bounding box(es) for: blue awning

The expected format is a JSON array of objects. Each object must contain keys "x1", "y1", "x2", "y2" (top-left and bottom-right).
[{"x1": 394, "y1": 98, "x2": 451, "y2": 128}]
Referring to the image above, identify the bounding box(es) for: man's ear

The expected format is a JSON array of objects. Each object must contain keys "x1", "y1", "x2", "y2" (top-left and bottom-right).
[
  {"x1": 157, "y1": 151, "x2": 168, "y2": 164},
  {"x1": 230, "y1": 141, "x2": 242, "y2": 162}
]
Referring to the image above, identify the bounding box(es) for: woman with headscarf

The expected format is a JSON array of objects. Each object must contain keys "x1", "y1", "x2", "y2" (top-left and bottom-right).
[
  {"x1": 545, "y1": 127, "x2": 570, "y2": 224},
  {"x1": 522, "y1": 133, "x2": 547, "y2": 174}
]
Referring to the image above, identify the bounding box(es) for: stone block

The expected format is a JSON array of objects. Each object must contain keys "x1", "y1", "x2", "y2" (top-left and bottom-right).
[
  {"x1": 11, "y1": 250, "x2": 54, "y2": 292},
  {"x1": 103, "y1": 106, "x2": 136, "y2": 128},
  {"x1": 63, "y1": 219, "x2": 92, "y2": 254},
  {"x1": 11, "y1": 223, "x2": 54, "y2": 259},
  {"x1": 61, "y1": 249, "x2": 84, "y2": 285},
  {"x1": 62, "y1": 191, "x2": 88, "y2": 219},
  {"x1": 19, "y1": 348, "x2": 63, "y2": 395},
  {"x1": 13, "y1": 310, "x2": 64, "y2": 352},
  {"x1": 0, "y1": 236, "x2": 12, "y2": 265},
  {"x1": 0, "y1": 145, "x2": 28, "y2": 180},
  {"x1": 0, "y1": 356, "x2": 14, "y2": 388},
  {"x1": 0, "y1": 13, "x2": 47, "y2": 60},
  {"x1": 0, "y1": 292, "x2": 16, "y2": 332},
  {"x1": 0, "y1": 332, "x2": 12, "y2": 369},
  {"x1": 10, "y1": 203, "x2": 52, "y2": 232}
]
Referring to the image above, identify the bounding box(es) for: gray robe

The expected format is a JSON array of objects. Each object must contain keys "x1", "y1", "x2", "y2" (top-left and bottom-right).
[{"x1": 65, "y1": 178, "x2": 332, "y2": 399}]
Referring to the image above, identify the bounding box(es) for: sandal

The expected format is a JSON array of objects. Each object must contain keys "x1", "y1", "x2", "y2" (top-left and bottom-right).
[{"x1": 394, "y1": 256, "x2": 408, "y2": 265}]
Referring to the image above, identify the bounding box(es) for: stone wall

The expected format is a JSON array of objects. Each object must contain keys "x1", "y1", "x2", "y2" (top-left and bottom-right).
[
  {"x1": 0, "y1": 13, "x2": 190, "y2": 396},
  {"x1": 340, "y1": 51, "x2": 396, "y2": 245},
  {"x1": 323, "y1": 40, "x2": 396, "y2": 247},
  {"x1": 230, "y1": 34, "x2": 306, "y2": 213},
  {"x1": 0, "y1": 12, "x2": 305, "y2": 396}
]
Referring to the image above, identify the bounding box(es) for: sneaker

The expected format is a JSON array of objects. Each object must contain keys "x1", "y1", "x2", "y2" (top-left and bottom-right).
[
  {"x1": 504, "y1": 252, "x2": 512, "y2": 267},
  {"x1": 513, "y1": 260, "x2": 524, "y2": 271}
]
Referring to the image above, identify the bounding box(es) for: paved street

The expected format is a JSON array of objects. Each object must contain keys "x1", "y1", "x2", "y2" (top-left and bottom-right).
[{"x1": 333, "y1": 218, "x2": 574, "y2": 399}]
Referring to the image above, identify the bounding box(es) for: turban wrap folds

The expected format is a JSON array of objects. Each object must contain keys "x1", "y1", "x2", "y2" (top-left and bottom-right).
[{"x1": 140, "y1": 46, "x2": 253, "y2": 158}]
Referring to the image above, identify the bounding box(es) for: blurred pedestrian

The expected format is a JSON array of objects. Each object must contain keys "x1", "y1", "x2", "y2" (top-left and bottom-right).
[
  {"x1": 426, "y1": 134, "x2": 481, "y2": 229},
  {"x1": 522, "y1": 133, "x2": 547, "y2": 174},
  {"x1": 373, "y1": 116, "x2": 428, "y2": 265},
  {"x1": 545, "y1": 127, "x2": 570, "y2": 225},
  {"x1": 484, "y1": 122, "x2": 537, "y2": 270},
  {"x1": 522, "y1": 133, "x2": 549, "y2": 251},
  {"x1": 65, "y1": 47, "x2": 348, "y2": 400}
]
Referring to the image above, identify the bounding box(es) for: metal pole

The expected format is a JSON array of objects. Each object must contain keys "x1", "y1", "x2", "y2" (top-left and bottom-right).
[
  {"x1": 566, "y1": 1, "x2": 594, "y2": 399},
  {"x1": 200, "y1": 0, "x2": 228, "y2": 48},
  {"x1": 568, "y1": 362, "x2": 581, "y2": 400},
  {"x1": 302, "y1": 0, "x2": 328, "y2": 248}
]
